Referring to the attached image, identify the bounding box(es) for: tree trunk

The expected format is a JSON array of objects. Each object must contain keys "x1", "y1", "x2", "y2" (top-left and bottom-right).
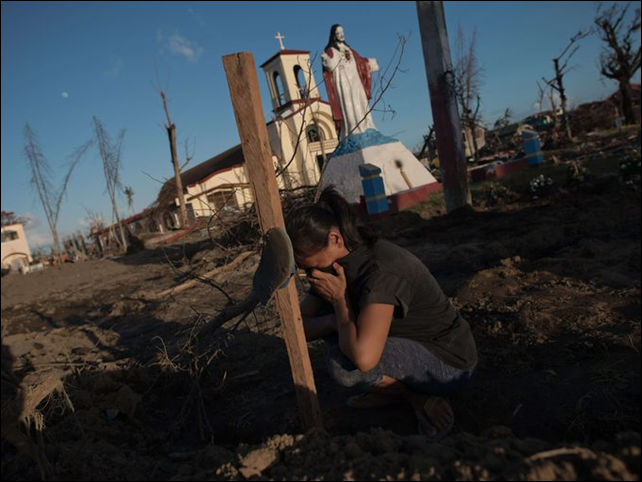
[
  {"x1": 549, "y1": 90, "x2": 558, "y2": 126},
  {"x1": 167, "y1": 122, "x2": 189, "y2": 228},
  {"x1": 160, "y1": 91, "x2": 189, "y2": 229},
  {"x1": 619, "y1": 79, "x2": 637, "y2": 125},
  {"x1": 555, "y1": 60, "x2": 573, "y2": 139}
]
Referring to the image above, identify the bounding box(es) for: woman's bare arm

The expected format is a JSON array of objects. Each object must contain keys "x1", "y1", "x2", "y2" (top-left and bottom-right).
[
  {"x1": 334, "y1": 301, "x2": 393, "y2": 372},
  {"x1": 300, "y1": 294, "x2": 337, "y2": 342}
]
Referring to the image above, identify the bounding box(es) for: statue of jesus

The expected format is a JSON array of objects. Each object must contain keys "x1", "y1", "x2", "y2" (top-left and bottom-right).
[{"x1": 322, "y1": 24, "x2": 380, "y2": 140}]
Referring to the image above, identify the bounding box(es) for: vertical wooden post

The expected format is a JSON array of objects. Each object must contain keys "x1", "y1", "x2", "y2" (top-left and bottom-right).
[
  {"x1": 416, "y1": 1, "x2": 472, "y2": 212},
  {"x1": 222, "y1": 52, "x2": 323, "y2": 431}
]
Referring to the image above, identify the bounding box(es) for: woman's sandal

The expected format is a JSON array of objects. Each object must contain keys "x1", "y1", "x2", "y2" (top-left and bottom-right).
[
  {"x1": 346, "y1": 392, "x2": 404, "y2": 409},
  {"x1": 415, "y1": 396, "x2": 454, "y2": 440}
]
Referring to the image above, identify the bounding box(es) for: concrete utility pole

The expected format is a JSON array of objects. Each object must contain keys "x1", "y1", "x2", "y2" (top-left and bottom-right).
[{"x1": 416, "y1": 1, "x2": 472, "y2": 212}]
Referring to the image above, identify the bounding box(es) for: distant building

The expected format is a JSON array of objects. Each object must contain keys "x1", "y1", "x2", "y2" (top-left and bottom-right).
[
  {"x1": 90, "y1": 208, "x2": 168, "y2": 254},
  {"x1": 1, "y1": 223, "x2": 32, "y2": 273},
  {"x1": 524, "y1": 112, "x2": 557, "y2": 130},
  {"x1": 462, "y1": 124, "x2": 486, "y2": 159}
]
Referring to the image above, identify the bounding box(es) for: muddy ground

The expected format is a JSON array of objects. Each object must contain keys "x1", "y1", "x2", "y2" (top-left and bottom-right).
[{"x1": 1, "y1": 143, "x2": 641, "y2": 480}]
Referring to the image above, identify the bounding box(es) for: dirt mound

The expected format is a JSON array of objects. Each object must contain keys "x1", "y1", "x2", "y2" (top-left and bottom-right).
[
  {"x1": 174, "y1": 427, "x2": 641, "y2": 481},
  {"x1": 1, "y1": 169, "x2": 640, "y2": 480}
]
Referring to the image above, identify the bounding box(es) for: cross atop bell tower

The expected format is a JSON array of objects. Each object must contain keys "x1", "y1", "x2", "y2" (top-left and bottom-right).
[{"x1": 275, "y1": 31, "x2": 286, "y2": 50}]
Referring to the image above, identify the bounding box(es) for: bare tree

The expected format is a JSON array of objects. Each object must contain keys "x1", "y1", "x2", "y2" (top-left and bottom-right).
[
  {"x1": 537, "y1": 80, "x2": 559, "y2": 127},
  {"x1": 453, "y1": 26, "x2": 484, "y2": 161},
  {"x1": 594, "y1": 2, "x2": 641, "y2": 125},
  {"x1": 417, "y1": 125, "x2": 436, "y2": 163},
  {"x1": 82, "y1": 206, "x2": 106, "y2": 257},
  {"x1": 535, "y1": 81, "x2": 547, "y2": 114},
  {"x1": 82, "y1": 206, "x2": 106, "y2": 233},
  {"x1": 23, "y1": 124, "x2": 91, "y2": 264},
  {"x1": 124, "y1": 186, "x2": 135, "y2": 212},
  {"x1": 548, "y1": 88, "x2": 559, "y2": 127},
  {"x1": 92, "y1": 116, "x2": 128, "y2": 252},
  {"x1": 493, "y1": 108, "x2": 513, "y2": 130},
  {"x1": 158, "y1": 89, "x2": 190, "y2": 228},
  {"x1": 543, "y1": 30, "x2": 591, "y2": 139}
]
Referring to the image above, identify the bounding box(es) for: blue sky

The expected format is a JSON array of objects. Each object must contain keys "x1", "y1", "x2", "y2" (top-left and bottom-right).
[{"x1": 2, "y1": 1, "x2": 639, "y2": 249}]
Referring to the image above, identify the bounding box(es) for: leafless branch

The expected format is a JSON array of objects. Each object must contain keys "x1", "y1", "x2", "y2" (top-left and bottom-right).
[
  {"x1": 93, "y1": 116, "x2": 128, "y2": 251},
  {"x1": 23, "y1": 124, "x2": 92, "y2": 263}
]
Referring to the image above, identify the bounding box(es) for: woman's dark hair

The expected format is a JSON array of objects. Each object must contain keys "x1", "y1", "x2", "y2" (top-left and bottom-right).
[
  {"x1": 325, "y1": 24, "x2": 350, "y2": 52},
  {"x1": 286, "y1": 186, "x2": 378, "y2": 258}
]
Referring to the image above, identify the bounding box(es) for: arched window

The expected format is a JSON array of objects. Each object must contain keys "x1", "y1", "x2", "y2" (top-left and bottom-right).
[
  {"x1": 306, "y1": 125, "x2": 324, "y2": 143},
  {"x1": 294, "y1": 65, "x2": 308, "y2": 99},
  {"x1": 273, "y1": 71, "x2": 285, "y2": 106}
]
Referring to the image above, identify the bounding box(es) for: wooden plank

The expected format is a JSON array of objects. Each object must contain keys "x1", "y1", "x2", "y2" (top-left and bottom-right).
[
  {"x1": 222, "y1": 52, "x2": 323, "y2": 431},
  {"x1": 416, "y1": 1, "x2": 472, "y2": 212}
]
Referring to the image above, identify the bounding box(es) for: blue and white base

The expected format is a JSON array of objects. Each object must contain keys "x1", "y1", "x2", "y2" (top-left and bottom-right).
[{"x1": 321, "y1": 129, "x2": 439, "y2": 204}]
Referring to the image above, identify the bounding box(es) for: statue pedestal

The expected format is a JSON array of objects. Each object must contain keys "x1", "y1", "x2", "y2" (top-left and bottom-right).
[{"x1": 321, "y1": 129, "x2": 440, "y2": 206}]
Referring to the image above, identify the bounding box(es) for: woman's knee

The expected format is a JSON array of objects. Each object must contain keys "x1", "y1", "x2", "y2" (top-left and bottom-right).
[{"x1": 326, "y1": 345, "x2": 373, "y2": 388}]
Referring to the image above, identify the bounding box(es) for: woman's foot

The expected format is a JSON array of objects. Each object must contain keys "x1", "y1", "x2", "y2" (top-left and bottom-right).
[
  {"x1": 346, "y1": 392, "x2": 404, "y2": 409},
  {"x1": 412, "y1": 396, "x2": 454, "y2": 440}
]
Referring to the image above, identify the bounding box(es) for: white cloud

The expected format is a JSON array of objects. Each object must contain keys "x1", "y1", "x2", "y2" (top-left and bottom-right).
[
  {"x1": 21, "y1": 214, "x2": 53, "y2": 249},
  {"x1": 168, "y1": 32, "x2": 203, "y2": 63},
  {"x1": 21, "y1": 212, "x2": 39, "y2": 229},
  {"x1": 61, "y1": 92, "x2": 69, "y2": 99},
  {"x1": 26, "y1": 230, "x2": 53, "y2": 249}
]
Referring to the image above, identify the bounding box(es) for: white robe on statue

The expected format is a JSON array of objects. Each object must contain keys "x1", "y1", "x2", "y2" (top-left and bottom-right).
[{"x1": 322, "y1": 45, "x2": 379, "y2": 140}]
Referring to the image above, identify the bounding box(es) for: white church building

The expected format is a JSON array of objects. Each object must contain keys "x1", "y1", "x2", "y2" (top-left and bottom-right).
[{"x1": 156, "y1": 43, "x2": 339, "y2": 225}]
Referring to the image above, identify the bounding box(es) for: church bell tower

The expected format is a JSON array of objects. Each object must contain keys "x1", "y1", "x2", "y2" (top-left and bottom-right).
[{"x1": 260, "y1": 32, "x2": 320, "y2": 117}]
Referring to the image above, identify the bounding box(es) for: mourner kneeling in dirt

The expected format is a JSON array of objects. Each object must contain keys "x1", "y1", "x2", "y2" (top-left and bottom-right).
[{"x1": 286, "y1": 186, "x2": 478, "y2": 440}]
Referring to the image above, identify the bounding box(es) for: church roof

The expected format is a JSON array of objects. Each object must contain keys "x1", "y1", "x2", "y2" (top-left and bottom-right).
[
  {"x1": 182, "y1": 144, "x2": 244, "y2": 187},
  {"x1": 260, "y1": 49, "x2": 310, "y2": 68},
  {"x1": 155, "y1": 144, "x2": 244, "y2": 208}
]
